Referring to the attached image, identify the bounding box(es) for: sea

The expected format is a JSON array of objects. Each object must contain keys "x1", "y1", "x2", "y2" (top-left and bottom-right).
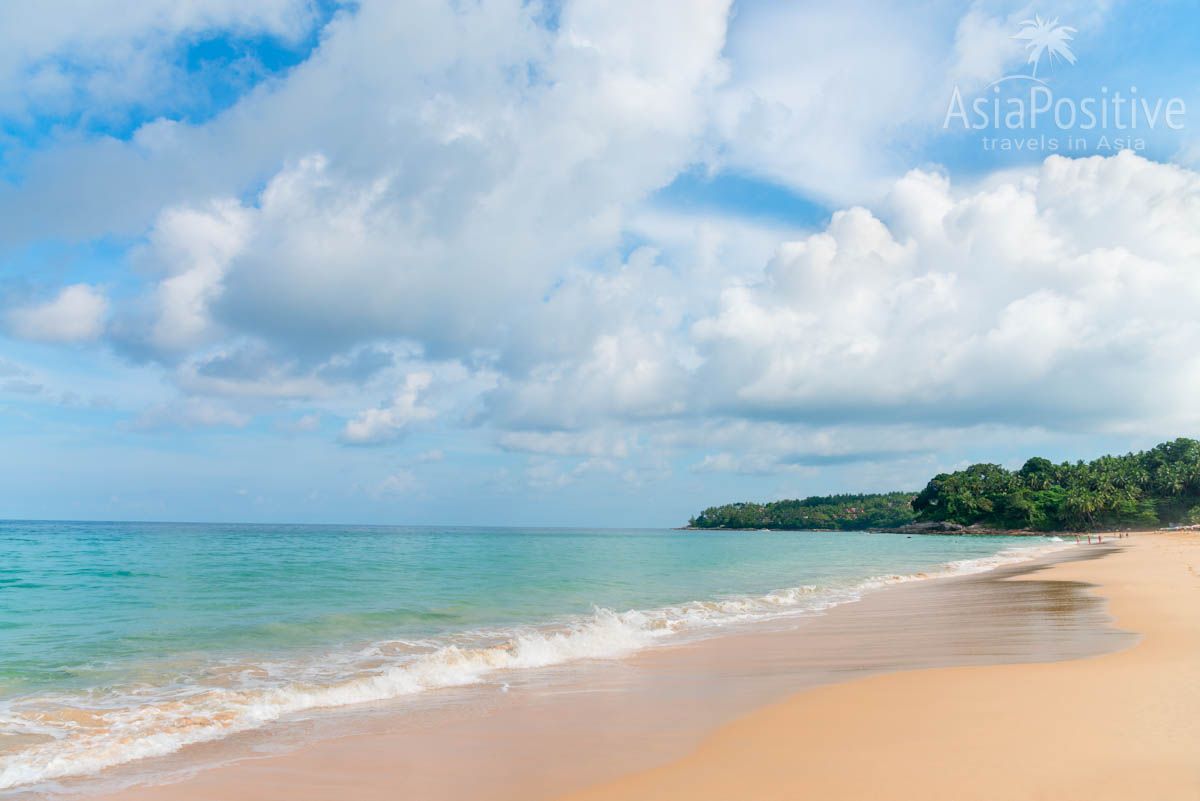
[{"x1": 0, "y1": 520, "x2": 1072, "y2": 793}]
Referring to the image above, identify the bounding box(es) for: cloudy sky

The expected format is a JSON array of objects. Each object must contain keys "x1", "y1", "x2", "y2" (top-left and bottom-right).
[{"x1": 3, "y1": 0, "x2": 1200, "y2": 526}]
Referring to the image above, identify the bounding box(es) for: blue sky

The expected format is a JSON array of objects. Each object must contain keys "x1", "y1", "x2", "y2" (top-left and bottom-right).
[{"x1": 3, "y1": 0, "x2": 1200, "y2": 526}]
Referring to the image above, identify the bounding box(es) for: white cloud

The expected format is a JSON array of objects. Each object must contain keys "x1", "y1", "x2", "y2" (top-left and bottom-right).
[
  {"x1": 0, "y1": 0, "x2": 1134, "y2": 253},
  {"x1": 700, "y1": 0, "x2": 1120, "y2": 206},
  {"x1": 134, "y1": 199, "x2": 253, "y2": 356},
  {"x1": 6, "y1": 0, "x2": 1199, "y2": 502},
  {"x1": 484, "y1": 247, "x2": 696, "y2": 429},
  {"x1": 9, "y1": 284, "x2": 108, "y2": 343},
  {"x1": 341, "y1": 371, "x2": 436, "y2": 445},
  {"x1": 19, "y1": 0, "x2": 730, "y2": 357},
  {"x1": 691, "y1": 152, "x2": 1200, "y2": 431},
  {"x1": 404, "y1": 151, "x2": 1200, "y2": 460},
  {"x1": 208, "y1": 0, "x2": 728, "y2": 356},
  {"x1": 710, "y1": 0, "x2": 942, "y2": 203},
  {"x1": 0, "y1": 0, "x2": 318, "y2": 122}
]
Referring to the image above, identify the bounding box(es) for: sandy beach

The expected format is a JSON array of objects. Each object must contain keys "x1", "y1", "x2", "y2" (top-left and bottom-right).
[
  {"x1": 59, "y1": 533, "x2": 1199, "y2": 801},
  {"x1": 9, "y1": 3, "x2": 1200, "y2": 799},
  {"x1": 567, "y1": 531, "x2": 1199, "y2": 801}
]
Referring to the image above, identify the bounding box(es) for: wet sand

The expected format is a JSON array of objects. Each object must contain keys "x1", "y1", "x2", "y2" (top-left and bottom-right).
[
  {"x1": 64, "y1": 539, "x2": 1144, "y2": 801},
  {"x1": 567, "y1": 532, "x2": 1199, "y2": 801}
]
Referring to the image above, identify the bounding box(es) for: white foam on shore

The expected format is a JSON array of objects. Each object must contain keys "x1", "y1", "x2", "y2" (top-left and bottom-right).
[{"x1": 0, "y1": 539, "x2": 1073, "y2": 793}]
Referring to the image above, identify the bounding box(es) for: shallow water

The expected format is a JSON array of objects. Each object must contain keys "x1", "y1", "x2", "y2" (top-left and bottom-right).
[{"x1": 0, "y1": 521, "x2": 1070, "y2": 792}]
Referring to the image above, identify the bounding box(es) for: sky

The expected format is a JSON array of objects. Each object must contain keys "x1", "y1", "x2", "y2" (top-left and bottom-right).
[{"x1": 3, "y1": 0, "x2": 1200, "y2": 527}]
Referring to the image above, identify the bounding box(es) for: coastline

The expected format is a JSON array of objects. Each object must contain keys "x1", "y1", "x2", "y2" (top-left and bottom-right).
[
  {"x1": 684, "y1": 523, "x2": 1121, "y2": 536},
  {"x1": 566, "y1": 531, "x2": 1200, "y2": 801},
  {"x1": 57, "y1": 538, "x2": 1141, "y2": 801}
]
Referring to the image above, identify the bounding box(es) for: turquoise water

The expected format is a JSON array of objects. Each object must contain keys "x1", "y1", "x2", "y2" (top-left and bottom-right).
[{"x1": 0, "y1": 521, "x2": 1069, "y2": 791}]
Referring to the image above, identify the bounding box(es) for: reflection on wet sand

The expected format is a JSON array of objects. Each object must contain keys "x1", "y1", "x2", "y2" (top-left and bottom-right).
[{"x1": 85, "y1": 545, "x2": 1133, "y2": 801}]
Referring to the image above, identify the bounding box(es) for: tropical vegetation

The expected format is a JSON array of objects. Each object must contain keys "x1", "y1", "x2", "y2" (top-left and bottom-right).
[
  {"x1": 688, "y1": 492, "x2": 917, "y2": 530},
  {"x1": 689, "y1": 438, "x2": 1200, "y2": 532}
]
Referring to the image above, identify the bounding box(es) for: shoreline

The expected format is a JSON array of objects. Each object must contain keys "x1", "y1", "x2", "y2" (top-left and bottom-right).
[
  {"x1": 4, "y1": 535, "x2": 1069, "y2": 797},
  {"x1": 684, "y1": 524, "x2": 1138, "y2": 536},
  {"x1": 566, "y1": 531, "x2": 1200, "y2": 801},
  {"x1": 55, "y1": 538, "x2": 1137, "y2": 801}
]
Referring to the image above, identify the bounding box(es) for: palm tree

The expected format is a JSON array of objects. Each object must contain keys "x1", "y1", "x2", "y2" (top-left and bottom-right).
[
  {"x1": 1064, "y1": 487, "x2": 1096, "y2": 528},
  {"x1": 1013, "y1": 15, "x2": 1077, "y2": 78}
]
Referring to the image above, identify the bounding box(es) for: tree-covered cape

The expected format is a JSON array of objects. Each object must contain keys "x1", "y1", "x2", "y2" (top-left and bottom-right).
[
  {"x1": 913, "y1": 438, "x2": 1200, "y2": 530},
  {"x1": 690, "y1": 438, "x2": 1200, "y2": 532},
  {"x1": 689, "y1": 492, "x2": 917, "y2": 530}
]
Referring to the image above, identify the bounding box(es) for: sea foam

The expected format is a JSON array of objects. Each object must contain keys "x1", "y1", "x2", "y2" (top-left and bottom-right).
[{"x1": 0, "y1": 539, "x2": 1072, "y2": 792}]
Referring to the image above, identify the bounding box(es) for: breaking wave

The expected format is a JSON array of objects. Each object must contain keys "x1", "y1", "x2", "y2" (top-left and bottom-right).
[{"x1": 0, "y1": 540, "x2": 1072, "y2": 792}]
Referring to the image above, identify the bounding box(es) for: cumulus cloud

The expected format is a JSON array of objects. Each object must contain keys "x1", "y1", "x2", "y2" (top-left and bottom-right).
[
  {"x1": 131, "y1": 199, "x2": 253, "y2": 356},
  {"x1": 0, "y1": 0, "x2": 319, "y2": 124},
  {"x1": 58, "y1": 0, "x2": 732, "y2": 362},
  {"x1": 3, "y1": 0, "x2": 1092, "y2": 251},
  {"x1": 457, "y1": 150, "x2": 1200, "y2": 488},
  {"x1": 708, "y1": 0, "x2": 1119, "y2": 205},
  {"x1": 237, "y1": 0, "x2": 726, "y2": 355},
  {"x1": 691, "y1": 152, "x2": 1200, "y2": 431},
  {"x1": 8, "y1": 284, "x2": 108, "y2": 343},
  {"x1": 7, "y1": 0, "x2": 1200, "y2": 505},
  {"x1": 483, "y1": 246, "x2": 696, "y2": 429},
  {"x1": 371, "y1": 150, "x2": 1200, "y2": 467},
  {"x1": 341, "y1": 371, "x2": 436, "y2": 445}
]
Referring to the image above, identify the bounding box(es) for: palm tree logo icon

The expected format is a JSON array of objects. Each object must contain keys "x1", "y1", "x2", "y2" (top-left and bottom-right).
[{"x1": 1013, "y1": 15, "x2": 1077, "y2": 79}]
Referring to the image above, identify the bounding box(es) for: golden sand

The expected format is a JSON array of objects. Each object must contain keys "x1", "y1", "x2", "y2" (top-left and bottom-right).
[
  {"x1": 84, "y1": 534, "x2": 1196, "y2": 801},
  {"x1": 564, "y1": 532, "x2": 1200, "y2": 801}
]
